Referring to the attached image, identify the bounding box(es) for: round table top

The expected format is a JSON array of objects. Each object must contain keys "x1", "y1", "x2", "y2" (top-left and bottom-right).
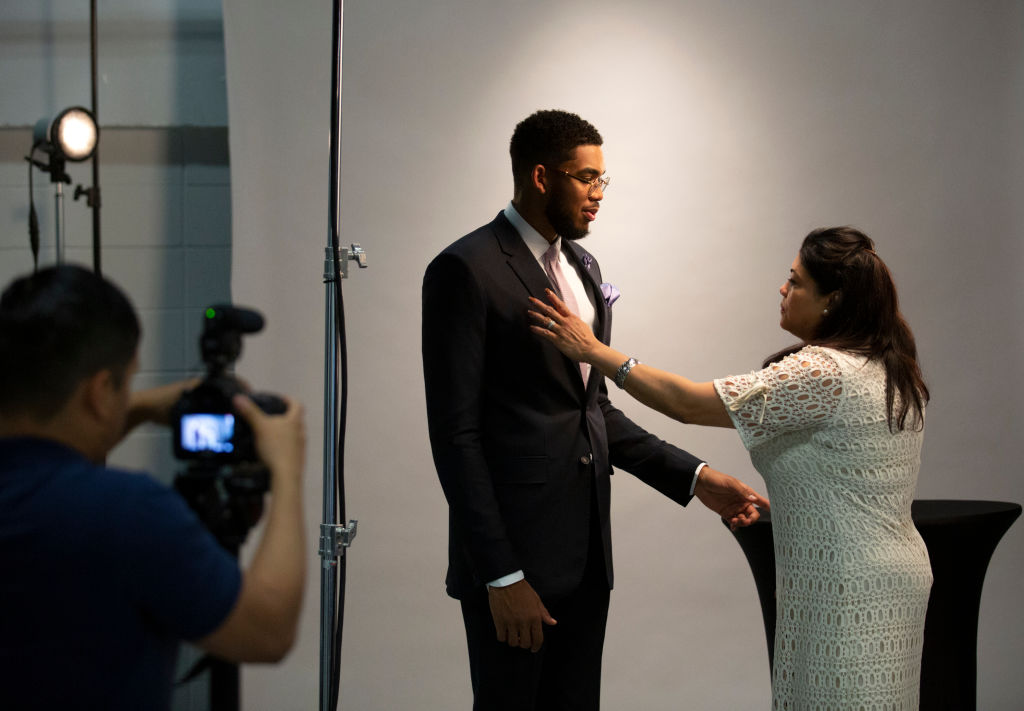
[{"x1": 911, "y1": 499, "x2": 1022, "y2": 524}]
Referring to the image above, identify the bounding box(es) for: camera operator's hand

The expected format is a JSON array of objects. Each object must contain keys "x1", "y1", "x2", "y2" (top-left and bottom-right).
[
  {"x1": 232, "y1": 394, "x2": 305, "y2": 481},
  {"x1": 123, "y1": 378, "x2": 201, "y2": 437},
  {"x1": 197, "y1": 393, "x2": 306, "y2": 663}
]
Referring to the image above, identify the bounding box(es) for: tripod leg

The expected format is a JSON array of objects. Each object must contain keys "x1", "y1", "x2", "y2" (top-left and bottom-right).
[{"x1": 209, "y1": 657, "x2": 240, "y2": 711}]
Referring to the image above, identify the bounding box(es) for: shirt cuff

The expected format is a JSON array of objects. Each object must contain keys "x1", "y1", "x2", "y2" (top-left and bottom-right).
[
  {"x1": 690, "y1": 462, "x2": 707, "y2": 497},
  {"x1": 487, "y1": 570, "x2": 525, "y2": 588}
]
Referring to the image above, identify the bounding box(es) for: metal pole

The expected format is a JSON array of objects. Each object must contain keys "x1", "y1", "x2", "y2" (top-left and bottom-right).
[
  {"x1": 319, "y1": 1, "x2": 346, "y2": 709},
  {"x1": 89, "y1": 0, "x2": 102, "y2": 275},
  {"x1": 54, "y1": 181, "x2": 65, "y2": 263},
  {"x1": 319, "y1": 250, "x2": 339, "y2": 711}
]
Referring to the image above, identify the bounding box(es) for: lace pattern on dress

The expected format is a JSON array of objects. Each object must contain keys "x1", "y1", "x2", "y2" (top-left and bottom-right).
[{"x1": 715, "y1": 346, "x2": 844, "y2": 448}]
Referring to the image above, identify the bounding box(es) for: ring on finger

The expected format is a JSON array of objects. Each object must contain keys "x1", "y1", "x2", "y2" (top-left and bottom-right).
[{"x1": 545, "y1": 319, "x2": 556, "y2": 331}]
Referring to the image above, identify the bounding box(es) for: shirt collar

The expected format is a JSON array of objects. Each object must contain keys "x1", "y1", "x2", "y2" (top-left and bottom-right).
[{"x1": 504, "y1": 202, "x2": 560, "y2": 262}]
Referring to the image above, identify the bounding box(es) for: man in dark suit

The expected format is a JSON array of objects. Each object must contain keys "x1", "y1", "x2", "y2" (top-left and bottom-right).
[{"x1": 422, "y1": 110, "x2": 766, "y2": 711}]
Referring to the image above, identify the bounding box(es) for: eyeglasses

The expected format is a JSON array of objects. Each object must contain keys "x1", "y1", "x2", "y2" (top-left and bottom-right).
[{"x1": 547, "y1": 167, "x2": 611, "y2": 196}]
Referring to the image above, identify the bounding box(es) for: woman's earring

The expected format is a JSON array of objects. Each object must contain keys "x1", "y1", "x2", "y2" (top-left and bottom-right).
[{"x1": 823, "y1": 308, "x2": 829, "y2": 315}]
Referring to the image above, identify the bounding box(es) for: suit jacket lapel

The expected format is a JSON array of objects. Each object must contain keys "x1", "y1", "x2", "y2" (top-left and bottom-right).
[
  {"x1": 492, "y1": 213, "x2": 552, "y2": 299},
  {"x1": 563, "y1": 241, "x2": 609, "y2": 340},
  {"x1": 563, "y1": 240, "x2": 610, "y2": 398}
]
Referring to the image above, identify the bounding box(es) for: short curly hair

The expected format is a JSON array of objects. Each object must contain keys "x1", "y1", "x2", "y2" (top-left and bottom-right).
[{"x1": 509, "y1": 110, "x2": 603, "y2": 190}]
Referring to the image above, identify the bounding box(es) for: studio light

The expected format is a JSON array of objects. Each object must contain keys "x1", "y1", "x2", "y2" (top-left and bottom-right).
[
  {"x1": 25, "y1": 106, "x2": 100, "y2": 269},
  {"x1": 23, "y1": 4, "x2": 104, "y2": 275},
  {"x1": 53, "y1": 107, "x2": 98, "y2": 160},
  {"x1": 33, "y1": 106, "x2": 99, "y2": 176}
]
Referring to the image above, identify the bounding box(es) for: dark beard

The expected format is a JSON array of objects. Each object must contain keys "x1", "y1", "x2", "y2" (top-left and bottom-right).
[{"x1": 544, "y1": 190, "x2": 589, "y2": 241}]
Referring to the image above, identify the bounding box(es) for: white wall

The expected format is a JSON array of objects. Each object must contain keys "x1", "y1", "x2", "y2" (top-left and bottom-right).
[{"x1": 224, "y1": 1, "x2": 1024, "y2": 709}]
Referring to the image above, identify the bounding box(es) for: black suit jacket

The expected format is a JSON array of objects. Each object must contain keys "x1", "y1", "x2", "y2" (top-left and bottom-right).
[{"x1": 422, "y1": 211, "x2": 702, "y2": 601}]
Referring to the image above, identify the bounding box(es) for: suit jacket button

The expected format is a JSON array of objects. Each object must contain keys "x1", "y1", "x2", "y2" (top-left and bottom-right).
[{"x1": 579, "y1": 453, "x2": 593, "y2": 465}]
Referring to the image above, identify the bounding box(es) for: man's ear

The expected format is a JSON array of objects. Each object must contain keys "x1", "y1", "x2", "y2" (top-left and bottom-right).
[
  {"x1": 530, "y1": 164, "x2": 549, "y2": 195},
  {"x1": 81, "y1": 368, "x2": 119, "y2": 423}
]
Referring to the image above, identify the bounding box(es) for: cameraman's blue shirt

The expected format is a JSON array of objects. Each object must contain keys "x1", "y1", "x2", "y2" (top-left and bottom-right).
[{"x1": 0, "y1": 437, "x2": 242, "y2": 710}]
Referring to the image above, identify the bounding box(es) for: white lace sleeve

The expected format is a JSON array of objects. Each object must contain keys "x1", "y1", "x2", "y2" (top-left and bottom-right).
[{"x1": 713, "y1": 346, "x2": 844, "y2": 450}]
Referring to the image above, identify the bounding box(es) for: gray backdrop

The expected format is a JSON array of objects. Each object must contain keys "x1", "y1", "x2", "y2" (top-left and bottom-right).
[{"x1": 223, "y1": 1, "x2": 1023, "y2": 708}]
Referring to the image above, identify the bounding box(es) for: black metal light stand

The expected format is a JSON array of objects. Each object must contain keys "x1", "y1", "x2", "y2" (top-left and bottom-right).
[
  {"x1": 23, "y1": 0, "x2": 102, "y2": 274},
  {"x1": 319, "y1": 1, "x2": 366, "y2": 710}
]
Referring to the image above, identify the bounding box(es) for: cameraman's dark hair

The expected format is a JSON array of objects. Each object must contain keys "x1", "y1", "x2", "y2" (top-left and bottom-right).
[
  {"x1": 510, "y1": 110, "x2": 603, "y2": 191},
  {"x1": 765, "y1": 227, "x2": 929, "y2": 432},
  {"x1": 0, "y1": 265, "x2": 140, "y2": 419}
]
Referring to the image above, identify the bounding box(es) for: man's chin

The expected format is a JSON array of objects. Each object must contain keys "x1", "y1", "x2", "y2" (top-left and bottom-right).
[
  {"x1": 544, "y1": 201, "x2": 590, "y2": 241},
  {"x1": 561, "y1": 223, "x2": 590, "y2": 241}
]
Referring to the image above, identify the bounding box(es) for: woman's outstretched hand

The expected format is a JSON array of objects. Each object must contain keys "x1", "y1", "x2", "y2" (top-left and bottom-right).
[{"x1": 528, "y1": 289, "x2": 601, "y2": 363}]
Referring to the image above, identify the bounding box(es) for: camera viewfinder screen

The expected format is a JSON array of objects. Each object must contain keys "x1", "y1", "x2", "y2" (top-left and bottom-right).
[{"x1": 180, "y1": 413, "x2": 235, "y2": 453}]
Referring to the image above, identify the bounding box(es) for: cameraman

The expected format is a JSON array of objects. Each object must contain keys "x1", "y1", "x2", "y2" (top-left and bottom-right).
[{"x1": 0, "y1": 265, "x2": 305, "y2": 710}]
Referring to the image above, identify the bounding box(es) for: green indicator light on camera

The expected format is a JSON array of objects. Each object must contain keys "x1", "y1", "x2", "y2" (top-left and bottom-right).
[{"x1": 206, "y1": 307, "x2": 216, "y2": 319}]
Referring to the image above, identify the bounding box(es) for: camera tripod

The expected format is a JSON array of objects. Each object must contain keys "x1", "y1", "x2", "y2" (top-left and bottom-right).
[{"x1": 174, "y1": 463, "x2": 269, "y2": 711}]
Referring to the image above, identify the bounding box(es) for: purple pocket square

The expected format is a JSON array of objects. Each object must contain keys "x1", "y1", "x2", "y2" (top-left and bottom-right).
[{"x1": 600, "y1": 283, "x2": 620, "y2": 307}]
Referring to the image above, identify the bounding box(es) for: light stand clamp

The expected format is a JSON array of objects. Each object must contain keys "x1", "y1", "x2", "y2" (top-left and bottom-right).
[
  {"x1": 323, "y1": 243, "x2": 368, "y2": 280},
  {"x1": 319, "y1": 520, "x2": 358, "y2": 562},
  {"x1": 341, "y1": 244, "x2": 367, "y2": 275},
  {"x1": 74, "y1": 184, "x2": 101, "y2": 208}
]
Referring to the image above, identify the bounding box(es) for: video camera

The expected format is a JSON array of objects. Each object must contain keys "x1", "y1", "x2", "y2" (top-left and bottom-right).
[
  {"x1": 171, "y1": 304, "x2": 285, "y2": 551},
  {"x1": 172, "y1": 305, "x2": 285, "y2": 464}
]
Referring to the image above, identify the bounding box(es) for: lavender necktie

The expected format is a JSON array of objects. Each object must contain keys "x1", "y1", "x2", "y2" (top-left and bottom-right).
[{"x1": 543, "y1": 241, "x2": 590, "y2": 382}]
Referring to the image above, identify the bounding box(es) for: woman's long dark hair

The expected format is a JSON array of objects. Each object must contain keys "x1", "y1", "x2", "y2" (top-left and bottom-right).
[{"x1": 765, "y1": 227, "x2": 929, "y2": 432}]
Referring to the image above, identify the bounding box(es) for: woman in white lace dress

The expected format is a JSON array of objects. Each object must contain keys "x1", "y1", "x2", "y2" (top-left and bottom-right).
[{"x1": 528, "y1": 227, "x2": 932, "y2": 710}]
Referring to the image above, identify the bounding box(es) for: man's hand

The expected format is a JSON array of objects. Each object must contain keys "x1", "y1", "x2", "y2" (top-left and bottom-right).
[
  {"x1": 694, "y1": 467, "x2": 769, "y2": 530},
  {"x1": 123, "y1": 378, "x2": 201, "y2": 436},
  {"x1": 232, "y1": 394, "x2": 305, "y2": 481},
  {"x1": 487, "y1": 579, "x2": 557, "y2": 653}
]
